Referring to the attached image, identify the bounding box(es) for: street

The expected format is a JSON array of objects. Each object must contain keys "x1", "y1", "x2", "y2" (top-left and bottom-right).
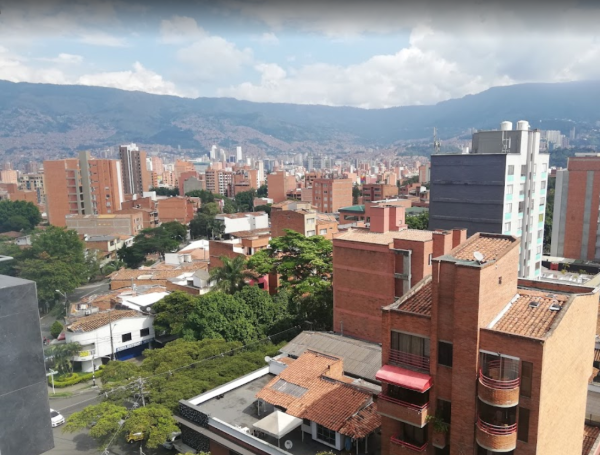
[{"x1": 47, "y1": 389, "x2": 172, "y2": 455}]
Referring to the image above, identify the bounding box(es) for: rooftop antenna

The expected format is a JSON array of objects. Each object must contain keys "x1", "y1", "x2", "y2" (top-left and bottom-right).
[
  {"x1": 433, "y1": 128, "x2": 441, "y2": 154},
  {"x1": 473, "y1": 251, "x2": 484, "y2": 264}
]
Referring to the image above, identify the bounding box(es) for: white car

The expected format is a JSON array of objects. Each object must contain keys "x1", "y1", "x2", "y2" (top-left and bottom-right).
[{"x1": 50, "y1": 408, "x2": 65, "y2": 427}]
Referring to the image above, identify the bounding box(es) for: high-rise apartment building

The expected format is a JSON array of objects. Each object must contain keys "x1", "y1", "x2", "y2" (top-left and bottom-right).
[
  {"x1": 0, "y1": 169, "x2": 18, "y2": 184},
  {"x1": 377, "y1": 233, "x2": 598, "y2": 454},
  {"x1": 19, "y1": 173, "x2": 46, "y2": 204},
  {"x1": 429, "y1": 121, "x2": 549, "y2": 279},
  {"x1": 551, "y1": 154, "x2": 600, "y2": 261},
  {"x1": 313, "y1": 177, "x2": 352, "y2": 213},
  {"x1": 44, "y1": 152, "x2": 124, "y2": 226},
  {"x1": 267, "y1": 170, "x2": 296, "y2": 204},
  {"x1": 205, "y1": 168, "x2": 234, "y2": 196},
  {"x1": 119, "y1": 143, "x2": 150, "y2": 196},
  {"x1": 362, "y1": 183, "x2": 399, "y2": 203},
  {"x1": 236, "y1": 146, "x2": 243, "y2": 162}
]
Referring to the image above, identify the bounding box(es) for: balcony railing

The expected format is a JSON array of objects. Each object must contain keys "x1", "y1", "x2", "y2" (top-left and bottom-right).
[
  {"x1": 477, "y1": 418, "x2": 517, "y2": 435},
  {"x1": 378, "y1": 393, "x2": 429, "y2": 427},
  {"x1": 479, "y1": 360, "x2": 520, "y2": 389},
  {"x1": 476, "y1": 417, "x2": 518, "y2": 452},
  {"x1": 390, "y1": 436, "x2": 428, "y2": 452},
  {"x1": 378, "y1": 394, "x2": 428, "y2": 411},
  {"x1": 389, "y1": 349, "x2": 430, "y2": 371}
]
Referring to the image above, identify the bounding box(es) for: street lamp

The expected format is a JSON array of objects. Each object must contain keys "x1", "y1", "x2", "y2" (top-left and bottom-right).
[{"x1": 55, "y1": 289, "x2": 69, "y2": 318}]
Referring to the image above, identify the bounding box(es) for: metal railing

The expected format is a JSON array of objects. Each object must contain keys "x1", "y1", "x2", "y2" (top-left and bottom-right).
[
  {"x1": 389, "y1": 349, "x2": 430, "y2": 371},
  {"x1": 378, "y1": 393, "x2": 429, "y2": 412},
  {"x1": 477, "y1": 417, "x2": 517, "y2": 435},
  {"x1": 390, "y1": 436, "x2": 428, "y2": 452},
  {"x1": 479, "y1": 360, "x2": 520, "y2": 389}
]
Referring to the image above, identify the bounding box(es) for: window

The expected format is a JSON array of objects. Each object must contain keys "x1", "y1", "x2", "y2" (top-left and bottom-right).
[
  {"x1": 303, "y1": 418, "x2": 311, "y2": 426},
  {"x1": 438, "y1": 342, "x2": 453, "y2": 367},
  {"x1": 306, "y1": 230, "x2": 316, "y2": 237},
  {"x1": 540, "y1": 197, "x2": 546, "y2": 206},
  {"x1": 518, "y1": 201, "x2": 525, "y2": 213},
  {"x1": 537, "y1": 245, "x2": 542, "y2": 255},
  {"x1": 517, "y1": 408, "x2": 530, "y2": 442},
  {"x1": 542, "y1": 163, "x2": 548, "y2": 172},
  {"x1": 507, "y1": 165, "x2": 515, "y2": 175},
  {"x1": 140, "y1": 328, "x2": 150, "y2": 337},
  {"x1": 541, "y1": 180, "x2": 547, "y2": 189},
  {"x1": 121, "y1": 333, "x2": 132, "y2": 343},
  {"x1": 428, "y1": 253, "x2": 433, "y2": 266},
  {"x1": 437, "y1": 399, "x2": 451, "y2": 424},
  {"x1": 391, "y1": 332, "x2": 430, "y2": 362},
  {"x1": 506, "y1": 185, "x2": 513, "y2": 195},
  {"x1": 538, "y1": 213, "x2": 544, "y2": 222},
  {"x1": 521, "y1": 361, "x2": 533, "y2": 397},
  {"x1": 402, "y1": 423, "x2": 427, "y2": 447},
  {"x1": 319, "y1": 228, "x2": 327, "y2": 235},
  {"x1": 505, "y1": 203, "x2": 512, "y2": 212},
  {"x1": 519, "y1": 183, "x2": 525, "y2": 195},
  {"x1": 538, "y1": 229, "x2": 543, "y2": 239},
  {"x1": 316, "y1": 424, "x2": 336, "y2": 446},
  {"x1": 521, "y1": 165, "x2": 527, "y2": 176},
  {"x1": 504, "y1": 222, "x2": 511, "y2": 231},
  {"x1": 386, "y1": 384, "x2": 429, "y2": 407}
]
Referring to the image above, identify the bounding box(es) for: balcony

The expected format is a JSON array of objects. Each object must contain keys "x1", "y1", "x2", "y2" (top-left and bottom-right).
[
  {"x1": 388, "y1": 349, "x2": 430, "y2": 372},
  {"x1": 478, "y1": 360, "x2": 520, "y2": 407},
  {"x1": 476, "y1": 417, "x2": 517, "y2": 452},
  {"x1": 390, "y1": 436, "x2": 428, "y2": 454},
  {"x1": 378, "y1": 394, "x2": 429, "y2": 428}
]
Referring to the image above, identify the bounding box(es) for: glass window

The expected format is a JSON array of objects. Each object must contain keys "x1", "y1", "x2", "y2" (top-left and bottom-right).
[
  {"x1": 121, "y1": 333, "x2": 132, "y2": 343},
  {"x1": 402, "y1": 423, "x2": 427, "y2": 447},
  {"x1": 518, "y1": 201, "x2": 525, "y2": 213},
  {"x1": 538, "y1": 229, "x2": 543, "y2": 238},
  {"x1": 438, "y1": 342, "x2": 453, "y2": 367},
  {"x1": 504, "y1": 222, "x2": 511, "y2": 231},
  {"x1": 521, "y1": 165, "x2": 527, "y2": 176},
  {"x1": 428, "y1": 253, "x2": 433, "y2": 266},
  {"x1": 507, "y1": 165, "x2": 515, "y2": 175},
  {"x1": 140, "y1": 328, "x2": 150, "y2": 337},
  {"x1": 538, "y1": 213, "x2": 544, "y2": 222},
  {"x1": 437, "y1": 399, "x2": 451, "y2": 424},
  {"x1": 316, "y1": 424, "x2": 336, "y2": 446},
  {"x1": 505, "y1": 203, "x2": 512, "y2": 212},
  {"x1": 518, "y1": 408, "x2": 530, "y2": 442},
  {"x1": 541, "y1": 180, "x2": 547, "y2": 189},
  {"x1": 506, "y1": 185, "x2": 513, "y2": 195},
  {"x1": 521, "y1": 361, "x2": 533, "y2": 397},
  {"x1": 391, "y1": 332, "x2": 430, "y2": 358}
]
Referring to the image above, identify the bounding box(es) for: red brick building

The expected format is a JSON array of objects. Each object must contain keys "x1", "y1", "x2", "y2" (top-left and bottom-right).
[
  {"x1": 377, "y1": 233, "x2": 598, "y2": 454},
  {"x1": 156, "y1": 197, "x2": 199, "y2": 224},
  {"x1": 333, "y1": 202, "x2": 467, "y2": 344},
  {"x1": 313, "y1": 178, "x2": 352, "y2": 213},
  {"x1": 267, "y1": 170, "x2": 296, "y2": 204},
  {"x1": 362, "y1": 183, "x2": 399, "y2": 203}
]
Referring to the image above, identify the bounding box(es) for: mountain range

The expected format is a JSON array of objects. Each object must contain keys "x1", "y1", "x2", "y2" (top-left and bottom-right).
[{"x1": 0, "y1": 79, "x2": 599, "y2": 157}]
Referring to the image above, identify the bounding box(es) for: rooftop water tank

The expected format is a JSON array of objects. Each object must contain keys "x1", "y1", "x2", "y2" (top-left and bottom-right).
[
  {"x1": 516, "y1": 120, "x2": 530, "y2": 131},
  {"x1": 500, "y1": 121, "x2": 513, "y2": 131}
]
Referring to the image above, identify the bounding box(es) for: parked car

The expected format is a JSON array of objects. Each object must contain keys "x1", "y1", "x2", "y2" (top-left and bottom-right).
[
  {"x1": 126, "y1": 431, "x2": 144, "y2": 443},
  {"x1": 50, "y1": 409, "x2": 65, "y2": 427}
]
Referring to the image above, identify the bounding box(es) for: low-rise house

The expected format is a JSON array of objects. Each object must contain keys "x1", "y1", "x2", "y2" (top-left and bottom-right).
[
  {"x1": 66, "y1": 309, "x2": 155, "y2": 371},
  {"x1": 66, "y1": 213, "x2": 144, "y2": 237},
  {"x1": 177, "y1": 351, "x2": 381, "y2": 455},
  {"x1": 109, "y1": 262, "x2": 208, "y2": 290},
  {"x1": 215, "y1": 212, "x2": 269, "y2": 235}
]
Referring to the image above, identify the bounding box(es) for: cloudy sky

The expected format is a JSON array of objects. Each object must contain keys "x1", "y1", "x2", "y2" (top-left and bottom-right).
[{"x1": 0, "y1": 0, "x2": 599, "y2": 108}]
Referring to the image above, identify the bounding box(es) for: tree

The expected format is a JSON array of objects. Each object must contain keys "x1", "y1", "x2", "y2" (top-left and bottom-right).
[
  {"x1": 63, "y1": 402, "x2": 129, "y2": 449},
  {"x1": 257, "y1": 184, "x2": 268, "y2": 197},
  {"x1": 255, "y1": 204, "x2": 272, "y2": 216},
  {"x1": 46, "y1": 342, "x2": 82, "y2": 374},
  {"x1": 234, "y1": 189, "x2": 257, "y2": 213},
  {"x1": 247, "y1": 230, "x2": 333, "y2": 297},
  {"x1": 50, "y1": 320, "x2": 64, "y2": 339},
  {"x1": 0, "y1": 200, "x2": 42, "y2": 232},
  {"x1": 117, "y1": 244, "x2": 146, "y2": 269},
  {"x1": 544, "y1": 176, "x2": 556, "y2": 250},
  {"x1": 185, "y1": 189, "x2": 214, "y2": 204},
  {"x1": 153, "y1": 292, "x2": 197, "y2": 337},
  {"x1": 201, "y1": 202, "x2": 220, "y2": 216},
  {"x1": 150, "y1": 187, "x2": 179, "y2": 196},
  {"x1": 210, "y1": 256, "x2": 258, "y2": 294},
  {"x1": 101, "y1": 360, "x2": 141, "y2": 383},
  {"x1": 19, "y1": 255, "x2": 84, "y2": 304},
  {"x1": 122, "y1": 404, "x2": 179, "y2": 448},
  {"x1": 406, "y1": 212, "x2": 429, "y2": 230},
  {"x1": 352, "y1": 185, "x2": 361, "y2": 204}
]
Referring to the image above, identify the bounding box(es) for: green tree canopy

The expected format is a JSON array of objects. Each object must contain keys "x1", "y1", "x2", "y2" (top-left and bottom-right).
[
  {"x1": 122, "y1": 404, "x2": 180, "y2": 448},
  {"x1": 234, "y1": 189, "x2": 257, "y2": 213},
  {"x1": 200, "y1": 202, "x2": 220, "y2": 216},
  {"x1": 185, "y1": 189, "x2": 215, "y2": 204},
  {"x1": 63, "y1": 402, "x2": 129, "y2": 449},
  {"x1": 254, "y1": 204, "x2": 272, "y2": 216},
  {"x1": 209, "y1": 255, "x2": 258, "y2": 294},
  {"x1": 0, "y1": 200, "x2": 41, "y2": 233},
  {"x1": 150, "y1": 187, "x2": 179, "y2": 196},
  {"x1": 50, "y1": 320, "x2": 63, "y2": 339},
  {"x1": 46, "y1": 342, "x2": 81, "y2": 374},
  {"x1": 153, "y1": 291, "x2": 197, "y2": 337},
  {"x1": 406, "y1": 211, "x2": 429, "y2": 230},
  {"x1": 257, "y1": 184, "x2": 268, "y2": 197}
]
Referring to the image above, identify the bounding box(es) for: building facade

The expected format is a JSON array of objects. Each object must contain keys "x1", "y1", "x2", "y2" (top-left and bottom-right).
[
  {"x1": 377, "y1": 233, "x2": 598, "y2": 454},
  {"x1": 429, "y1": 121, "x2": 549, "y2": 279},
  {"x1": 65, "y1": 213, "x2": 143, "y2": 237},
  {"x1": 363, "y1": 183, "x2": 399, "y2": 203},
  {"x1": 313, "y1": 178, "x2": 353, "y2": 213},
  {"x1": 551, "y1": 154, "x2": 600, "y2": 261},
  {"x1": 119, "y1": 143, "x2": 150, "y2": 196}
]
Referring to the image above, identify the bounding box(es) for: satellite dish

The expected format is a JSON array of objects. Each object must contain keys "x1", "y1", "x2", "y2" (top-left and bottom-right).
[
  {"x1": 284, "y1": 440, "x2": 293, "y2": 450},
  {"x1": 473, "y1": 251, "x2": 484, "y2": 263},
  {"x1": 264, "y1": 356, "x2": 271, "y2": 363}
]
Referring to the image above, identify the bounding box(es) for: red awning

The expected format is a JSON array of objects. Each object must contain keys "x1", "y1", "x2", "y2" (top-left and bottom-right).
[{"x1": 375, "y1": 364, "x2": 432, "y2": 392}]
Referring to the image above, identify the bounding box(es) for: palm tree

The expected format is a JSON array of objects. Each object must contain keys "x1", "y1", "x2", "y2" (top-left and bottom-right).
[
  {"x1": 46, "y1": 342, "x2": 82, "y2": 375},
  {"x1": 209, "y1": 256, "x2": 258, "y2": 294}
]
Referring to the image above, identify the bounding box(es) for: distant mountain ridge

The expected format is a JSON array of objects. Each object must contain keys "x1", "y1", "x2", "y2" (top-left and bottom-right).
[{"x1": 0, "y1": 79, "x2": 599, "y2": 156}]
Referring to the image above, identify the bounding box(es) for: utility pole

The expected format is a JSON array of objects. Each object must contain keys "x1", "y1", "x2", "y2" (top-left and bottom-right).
[{"x1": 109, "y1": 311, "x2": 115, "y2": 361}]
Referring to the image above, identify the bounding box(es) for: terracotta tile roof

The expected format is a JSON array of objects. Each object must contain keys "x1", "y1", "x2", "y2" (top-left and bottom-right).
[
  {"x1": 387, "y1": 276, "x2": 432, "y2": 316},
  {"x1": 335, "y1": 227, "x2": 433, "y2": 245},
  {"x1": 583, "y1": 425, "x2": 600, "y2": 455},
  {"x1": 218, "y1": 212, "x2": 266, "y2": 219},
  {"x1": 256, "y1": 351, "x2": 379, "y2": 437},
  {"x1": 109, "y1": 264, "x2": 207, "y2": 281},
  {"x1": 67, "y1": 310, "x2": 141, "y2": 332},
  {"x1": 278, "y1": 357, "x2": 296, "y2": 365},
  {"x1": 231, "y1": 229, "x2": 271, "y2": 238},
  {"x1": 449, "y1": 233, "x2": 516, "y2": 262},
  {"x1": 490, "y1": 289, "x2": 571, "y2": 339}
]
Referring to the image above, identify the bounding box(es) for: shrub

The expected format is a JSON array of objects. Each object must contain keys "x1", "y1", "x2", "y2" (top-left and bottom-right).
[
  {"x1": 48, "y1": 366, "x2": 104, "y2": 388},
  {"x1": 50, "y1": 320, "x2": 64, "y2": 339}
]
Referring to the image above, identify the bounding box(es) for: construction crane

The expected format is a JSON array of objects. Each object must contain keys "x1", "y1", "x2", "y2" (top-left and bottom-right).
[{"x1": 433, "y1": 127, "x2": 441, "y2": 154}]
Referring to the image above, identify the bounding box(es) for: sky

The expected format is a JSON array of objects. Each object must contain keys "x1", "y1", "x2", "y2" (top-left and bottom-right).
[{"x1": 0, "y1": 0, "x2": 599, "y2": 109}]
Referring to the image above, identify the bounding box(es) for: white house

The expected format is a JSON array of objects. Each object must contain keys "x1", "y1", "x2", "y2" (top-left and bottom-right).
[
  {"x1": 66, "y1": 309, "x2": 155, "y2": 372},
  {"x1": 215, "y1": 212, "x2": 269, "y2": 234}
]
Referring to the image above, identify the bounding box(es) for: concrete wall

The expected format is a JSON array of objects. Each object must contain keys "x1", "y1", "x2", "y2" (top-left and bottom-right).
[{"x1": 0, "y1": 275, "x2": 54, "y2": 455}]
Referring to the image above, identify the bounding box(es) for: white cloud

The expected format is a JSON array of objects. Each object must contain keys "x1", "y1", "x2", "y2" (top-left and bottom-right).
[
  {"x1": 0, "y1": 46, "x2": 70, "y2": 84},
  {"x1": 77, "y1": 62, "x2": 184, "y2": 96},
  {"x1": 159, "y1": 15, "x2": 207, "y2": 44},
  {"x1": 255, "y1": 32, "x2": 279, "y2": 45},
  {"x1": 39, "y1": 53, "x2": 83, "y2": 64},
  {"x1": 79, "y1": 33, "x2": 128, "y2": 47}
]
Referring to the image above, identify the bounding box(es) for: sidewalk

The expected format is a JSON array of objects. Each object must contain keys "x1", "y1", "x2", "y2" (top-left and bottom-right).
[{"x1": 48, "y1": 377, "x2": 103, "y2": 397}]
